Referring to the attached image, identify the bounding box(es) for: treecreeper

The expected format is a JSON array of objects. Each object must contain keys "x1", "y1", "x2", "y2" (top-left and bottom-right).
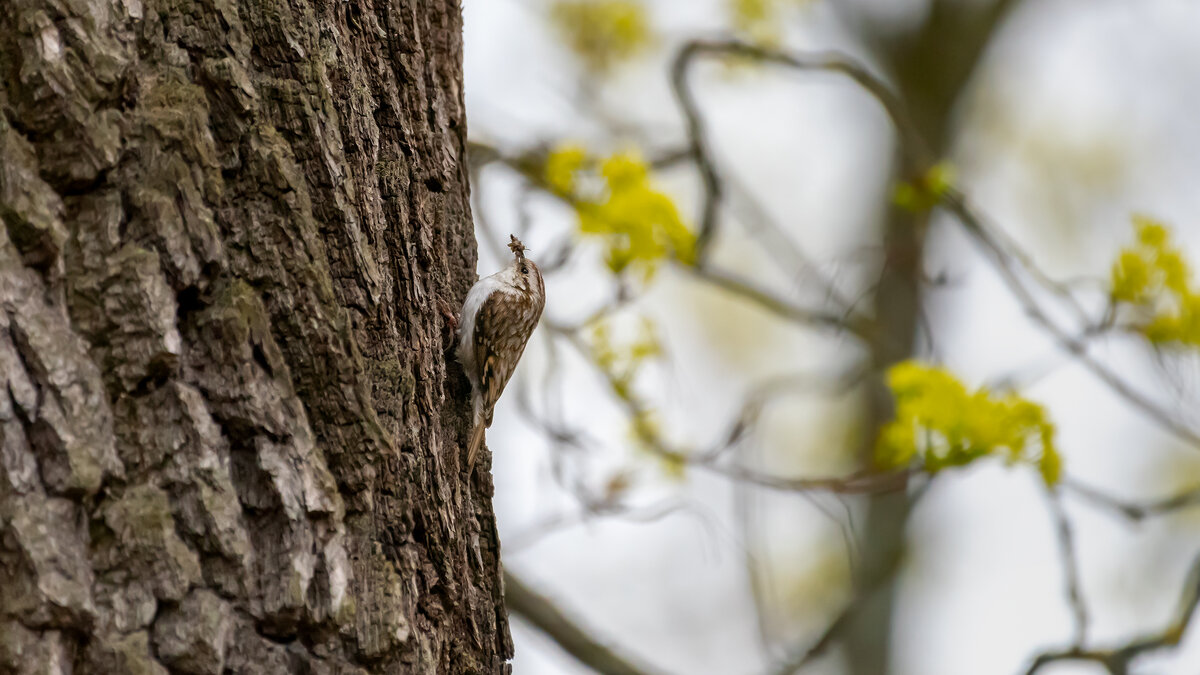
[{"x1": 457, "y1": 235, "x2": 546, "y2": 470}]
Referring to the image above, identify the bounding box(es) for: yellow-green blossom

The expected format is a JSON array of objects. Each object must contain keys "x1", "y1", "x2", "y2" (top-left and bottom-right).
[
  {"x1": 892, "y1": 162, "x2": 957, "y2": 213},
  {"x1": 590, "y1": 316, "x2": 662, "y2": 397},
  {"x1": 1111, "y1": 216, "x2": 1200, "y2": 347},
  {"x1": 588, "y1": 317, "x2": 680, "y2": 475},
  {"x1": 877, "y1": 361, "x2": 1061, "y2": 485},
  {"x1": 543, "y1": 144, "x2": 696, "y2": 278},
  {"x1": 549, "y1": 1, "x2": 653, "y2": 74},
  {"x1": 728, "y1": 0, "x2": 811, "y2": 46},
  {"x1": 544, "y1": 144, "x2": 587, "y2": 194}
]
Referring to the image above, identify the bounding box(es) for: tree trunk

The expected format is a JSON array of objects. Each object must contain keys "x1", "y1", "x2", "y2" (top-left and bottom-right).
[
  {"x1": 0, "y1": 0, "x2": 511, "y2": 672},
  {"x1": 842, "y1": 3, "x2": 1020, "y2": 673}
]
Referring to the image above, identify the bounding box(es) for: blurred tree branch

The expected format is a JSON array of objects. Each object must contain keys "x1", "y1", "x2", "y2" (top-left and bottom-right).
[
  {"x1": 470, "y1": 4, "x2": 1200, "y2": 674},
  {"x1": 681, "y1": 265, "x2": 871, "y2": 339},
  {"x1": 1063, "y1": 479, "x2": 1200, "y2": 522},
  {"x1": 1023, "y1": 551, "x2": 1200, "y2": 675},
  {"x1": 657, "y1": 37, "x2": 1200, "y2": 453},
  {"x1": 1045, "y1": 489, "x2": 1090, "y2": 647},
  {"x1": 468, "y1": 140, "x2": 876, "y2": 340},
  {"x1": 504, "y1": 571, "x2": 665, "y2": 675},
  {"x1": 944, "y1": 191, "x2": 1200, "y2": 447},
  {"x1": 669, "y1": 39, "x2": 933, "y2": 181}
]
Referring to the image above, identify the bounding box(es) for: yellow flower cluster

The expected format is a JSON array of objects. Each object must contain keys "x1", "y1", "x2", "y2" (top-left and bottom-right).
[
  {"x1": 544, "y1": 144, "x2": 587, "y2": 195},
  {"x1": 590, "y1": 318, "x2": 682, "y2": 475},
  {"x1": 590, "y1": 317, "x2": 662, "y2": 401},
  {"x1": 1110, "y1": 216, "x2": 1200, "y2": 347},
  {"x1": 549, "y1": 1, "x2": 653, "y2": 74},
  {"x1": 544, "y1": 144, "x2": 696, "y2": 278},
  {"x1": 728, "y1": 0, "x2": 810, "y2": 46},
  {"x1": 877, "y1": 361, "x2": 1062, "y2": 485},
  {"x1": 892, "y1": 162, "x2": 957, "y2": 213}
]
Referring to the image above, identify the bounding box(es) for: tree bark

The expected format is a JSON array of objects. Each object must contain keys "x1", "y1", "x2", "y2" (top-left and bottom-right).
[{"x1": 0, "y1": 0, "x2": 511, "y2": 672}]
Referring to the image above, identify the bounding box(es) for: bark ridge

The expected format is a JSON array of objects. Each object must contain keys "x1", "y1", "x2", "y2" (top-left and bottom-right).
[{"x1": 0, "y1": 0, "x2": 510, "y2": 671}]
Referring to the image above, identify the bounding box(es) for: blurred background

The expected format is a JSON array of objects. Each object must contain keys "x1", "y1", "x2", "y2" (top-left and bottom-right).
[{"x1": 462, "y1": 1, "x2": 1200, "y2": 673}]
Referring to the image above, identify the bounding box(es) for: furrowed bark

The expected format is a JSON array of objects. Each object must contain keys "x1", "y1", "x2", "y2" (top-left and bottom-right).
[{"x1": 0, "y1": 0, "x2": 511, "y2": 672}]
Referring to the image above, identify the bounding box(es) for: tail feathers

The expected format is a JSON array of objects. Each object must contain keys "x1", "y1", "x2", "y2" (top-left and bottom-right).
[{"x1": 466, "y1": 422, "x2": 487, "y2": 471}]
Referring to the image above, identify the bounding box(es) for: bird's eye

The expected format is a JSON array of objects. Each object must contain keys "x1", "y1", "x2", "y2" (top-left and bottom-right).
[{"x1": 520, "y1": 263, "x2": 528, "y2": 274}]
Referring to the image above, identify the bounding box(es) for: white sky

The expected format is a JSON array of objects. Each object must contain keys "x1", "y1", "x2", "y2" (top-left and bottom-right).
[{"x1": 463, "y1": 1, "x2": 1200, "y2": 673}]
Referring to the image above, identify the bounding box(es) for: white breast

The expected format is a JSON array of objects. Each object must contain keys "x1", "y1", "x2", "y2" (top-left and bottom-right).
[{"x1": 457, "y1": 272, "x2": 506, "y2": 383}]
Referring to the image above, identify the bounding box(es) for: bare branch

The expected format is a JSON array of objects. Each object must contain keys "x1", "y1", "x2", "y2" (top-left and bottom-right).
[
  {"x1": 764, "y1": 488, "x2": 927, "y2": 675},
  {"x1": 1023, "y1": 551, "x2": 1200, "y2": 675},
  {"x1": 668, "y1": 44, "x2": 723, "y2": 263},
  {"x1": 1061, "y1": 478, "x2": 1200, "y2": 522},
  {"x1": 670, "y1": 40, "x2": 933, "y2": 184},
  {"x1": 699, "y1": 368, "x2": 868, "y2": 462},
  {"x1": 546, "y1": 325, "x2": 906, "y2": 497},
  {"x1": 942, "y1": 191, "x2": 1200, "y2": 449},
  {"x1": 1044, "y1": 489, "x2": 1089, "y2": 647},
  {"x1": 720, "y1": 168, "x2": 859, "y2": 313},
  {"x1": 470, "y1": 117, "x2": 875, "y2": 343},
  {"x1": 472, "y1": 33, "x2": 1200, "y2": 675},
  {"x1": 504, "y1": 571, "x2": 667, "y2": 675},
  {"x1": 507, "y1": 499, "x2": 690, "y2": 552},
  {"x1": 686, "y1": 265, "x2": 872, "y2": 340},
  {"x1": 665, "y1": 39, "x2": 1200, "y2": 451},
  {"x1": 700, "y1": 463, "x2": 912, "y2": 497}
]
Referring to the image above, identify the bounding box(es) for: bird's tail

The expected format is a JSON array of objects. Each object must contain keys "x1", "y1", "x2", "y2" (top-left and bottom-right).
[{"x1": 466, "y1": 421, "x2": 486, "y2": 471}]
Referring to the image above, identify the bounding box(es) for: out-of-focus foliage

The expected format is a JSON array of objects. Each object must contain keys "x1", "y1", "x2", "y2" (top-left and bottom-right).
[
  {"x1": 544, "y1": 144, "x2": 588, "y2": 195},
  {"x1": 727, "y1": 0, "x2": 811, "y2": 46},
  {"x1": 549, "y1": 0, "x2": 654, "y2": 74},
  {"x1": 1111, "y1": 216, "x2": 1200, "y2": 348},
  {"x1": 588, "y1": 317, "x2": 684, "y2": 476},
  {"x1": 543, "y1": 144, "x2": 696, "y2": 278},
  {"x1": 590, "y1": 317, "x2": 662, "y2": 400},
  {"x1": 876, "y1": 361, "x2": 1061, "y2": 485},
  {"x1": 778, "y1": 539, "x2": 852, "y2": 618},
  {"x1": 892, "y1": 162, "x2": 957, "y2": 213}
]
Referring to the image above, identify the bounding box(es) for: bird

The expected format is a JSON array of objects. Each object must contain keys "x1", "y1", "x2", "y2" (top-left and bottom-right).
[{"x1": 457, "y1": 234, "x2": 546, "y2": 471}]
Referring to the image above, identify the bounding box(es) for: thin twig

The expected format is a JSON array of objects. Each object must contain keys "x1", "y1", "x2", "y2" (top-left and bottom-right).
[
  {"x1": 550, "y1": 324, "x2": 907, "y2": 497},
  {"x1": 1022, "y1": 551, "x2": 1200, "y2": 675},
  {"x1": 507, "y1": 499, "x2": 690, "y2": 552},
  {"x1": 669, "y1": 39, "x2": 1200, "y2": 451},
  {"x1": 668, "y1": 38, "x2": 931, "y2": 263},
  {"x1": 686, "y1": 265, "x2": 872, "y2": 340},
  {"x1": 1061, "y1": 478, "x2": 1200, "y2": 522},
  {"x1": 1044, "y1": 489, "x2": 1089, "y2": 647},
  {"x1": 943, "y1": 191, "x2": 1200, "y2": 449},
  {"x1": 504, "y1": 571, "x2": 667, "y2": 675}
]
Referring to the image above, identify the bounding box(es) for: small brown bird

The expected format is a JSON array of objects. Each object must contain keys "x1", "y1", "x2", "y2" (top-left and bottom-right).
[{"x1": 457, "y1": 235, "x2": 546, "y2": 470}]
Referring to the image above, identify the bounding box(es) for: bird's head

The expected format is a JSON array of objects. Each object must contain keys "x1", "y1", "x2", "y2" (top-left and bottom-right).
[{"x1": 506, "y1": 235, "x2": 543, "y2": 296}]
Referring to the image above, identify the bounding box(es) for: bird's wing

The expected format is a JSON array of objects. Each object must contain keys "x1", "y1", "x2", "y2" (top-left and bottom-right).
[{"x1": 473, "y1": 290, "x2": 526, "y2": 426}]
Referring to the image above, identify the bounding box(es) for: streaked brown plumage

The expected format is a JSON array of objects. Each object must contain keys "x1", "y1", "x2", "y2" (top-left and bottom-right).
[{"x1": 457, "y1": 235, "x2": 545, "y2": 470}]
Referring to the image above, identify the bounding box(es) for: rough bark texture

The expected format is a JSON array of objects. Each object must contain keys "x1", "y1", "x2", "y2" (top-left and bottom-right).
[{"x1": 0, "y1": 0, "x2": 512, "y2": 672}]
